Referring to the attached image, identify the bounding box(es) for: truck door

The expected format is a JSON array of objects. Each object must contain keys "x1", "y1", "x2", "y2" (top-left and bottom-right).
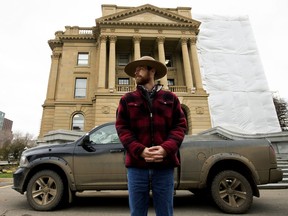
[{"x1": 73, "y1": 123, "x2": 127, "y2": 190}]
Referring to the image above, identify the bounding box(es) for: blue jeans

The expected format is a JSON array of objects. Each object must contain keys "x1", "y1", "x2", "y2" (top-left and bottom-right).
[{"x1": 127, "y1": 167, "x2": 174, "y2": 216}]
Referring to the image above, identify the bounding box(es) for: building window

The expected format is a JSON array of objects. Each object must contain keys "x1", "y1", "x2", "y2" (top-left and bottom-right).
[
  {"x1": 72, "y1": 113, "x2": 84, "y2": 131},
  {"x1": 118, "y1": 54, "x2": 129, "y2": 66},
  {"x1": 118, "y1": 78, "x2": 130, "y2": 85},
  {"x1": 74, "y1": 78, "x2": 87, "y2": 98},
  {"x1": 168, "y1": 79, "x2": 175, "y2": 86},
  {"x1": 77, "y1": 53, "x2": 89, "y2": 66}
]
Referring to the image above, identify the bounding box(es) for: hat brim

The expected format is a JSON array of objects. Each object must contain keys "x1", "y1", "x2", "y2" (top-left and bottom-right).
[{"x1": 124, "y1": 59, "x2": 167, "y2": 80}]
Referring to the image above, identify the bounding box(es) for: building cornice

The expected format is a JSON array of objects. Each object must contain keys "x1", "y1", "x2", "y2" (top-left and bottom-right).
[
  {"x1": 48, "y1": 39, "x2": 63, "y2": 50},
  {"x1": 48, "y1": 5, "x2": 201, "y2": 51},
  {"x1": 48, "y1": 27, "x2": 97, "y2": 50},
  {"x1": 96, "y1": 4, "x2": 200, "y2": 30},
  {"x1": 98, "y1": 4, "x2": 198, "y2": 23}
]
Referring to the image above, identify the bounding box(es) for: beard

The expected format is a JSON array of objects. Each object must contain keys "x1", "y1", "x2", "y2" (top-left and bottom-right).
[{"x1": 135, "y1": 75, "x2": 151, "y2": 85}]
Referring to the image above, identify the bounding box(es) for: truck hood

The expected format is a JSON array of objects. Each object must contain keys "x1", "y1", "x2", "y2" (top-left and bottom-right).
[{"x1": 22, "y1": 142, "x2": 75, "y2": 156}]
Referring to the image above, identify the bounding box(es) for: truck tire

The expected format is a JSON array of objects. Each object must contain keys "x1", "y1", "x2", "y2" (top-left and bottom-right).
[
  {"x1": 211, "y1": 170, "x2": 253, "y2": 214},
  {"x1": 26, "y1": 170, "x2": 64, "y2": 211}
]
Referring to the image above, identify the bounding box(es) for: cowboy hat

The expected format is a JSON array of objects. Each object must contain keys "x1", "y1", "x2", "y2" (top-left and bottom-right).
[{"x1": 124, "y1": 56, "x2": 167, "y2": 80}]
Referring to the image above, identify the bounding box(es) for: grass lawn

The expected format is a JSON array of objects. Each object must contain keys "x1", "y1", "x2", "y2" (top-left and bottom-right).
[
  {"x1": 0, "y1": 164, "x2": 17, "y2": 178},
  {"x1": 0, "y1": 172, "x2": 13, "y2": 178}
]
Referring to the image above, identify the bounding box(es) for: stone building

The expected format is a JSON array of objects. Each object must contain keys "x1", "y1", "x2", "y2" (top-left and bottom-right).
[
  {"x1": 39, "y1": 4, "x2": 211, "y2": 139},
  {"x1": 0, "y1": 111, "x2": 13, "y2": 147}
]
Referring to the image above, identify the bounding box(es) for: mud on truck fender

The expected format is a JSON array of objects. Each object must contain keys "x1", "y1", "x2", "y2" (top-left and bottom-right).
[
  {"x1": 21, "y1": 157, "x2": 75, "y2": 211},
  {"x1": 198, "y1": 152, "x2": 260, "y2": 214}
]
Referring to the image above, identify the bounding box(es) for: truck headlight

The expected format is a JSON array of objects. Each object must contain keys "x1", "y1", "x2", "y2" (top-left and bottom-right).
[{"x1": 19, "y1": 155, "x2": 29, "y2": 167}]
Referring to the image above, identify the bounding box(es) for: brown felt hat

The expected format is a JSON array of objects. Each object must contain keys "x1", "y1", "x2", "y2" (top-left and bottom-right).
[{"x1": 124, "y1": 56, "x2": 167, "y2": 80}]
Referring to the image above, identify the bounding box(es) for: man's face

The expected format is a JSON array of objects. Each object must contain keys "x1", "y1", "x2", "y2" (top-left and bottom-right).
[{"x1": 134, "y1": 66, "x2": 153, "y2": 85}]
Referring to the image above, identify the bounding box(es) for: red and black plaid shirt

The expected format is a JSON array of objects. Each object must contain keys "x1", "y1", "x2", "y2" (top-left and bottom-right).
[{"x1": 116, "y1": 85, "x2": 187, "y2": 169}]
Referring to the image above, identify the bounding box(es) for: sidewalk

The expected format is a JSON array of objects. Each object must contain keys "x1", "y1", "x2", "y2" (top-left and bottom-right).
[{"x1": 0, "y1": 178, "x2": 13, "y2": 187}]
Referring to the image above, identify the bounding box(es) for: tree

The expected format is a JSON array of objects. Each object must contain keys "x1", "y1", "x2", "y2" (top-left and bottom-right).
[
  {"x1": 0, "y1": 130, "x2": 13, "y2": 148},
  {"x1": 0, "y1": 140, "x2": 10, "y2": 160},
  {"x1": 273, "y1": 96, "x2": 288, "y2": 131},
  {"x1": 10, "y1": 132, "x2": 37, "y2": 160},
  {"x1": 0, "y1": 131, "x2": 36, "y2": 161}
]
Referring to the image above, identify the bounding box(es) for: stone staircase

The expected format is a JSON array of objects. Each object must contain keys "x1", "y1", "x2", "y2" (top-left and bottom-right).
[{"x1": 258, "y1": 155, "x2": 288, "y2": 189}]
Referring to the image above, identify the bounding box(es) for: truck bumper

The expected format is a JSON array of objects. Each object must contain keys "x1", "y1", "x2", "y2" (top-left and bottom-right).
[
  {"x1": 12, "y1": 167, "x2": 29, "y2": 194},
  {"x1": 270, "y1": 168, "x2": 283, "y2": 183}
]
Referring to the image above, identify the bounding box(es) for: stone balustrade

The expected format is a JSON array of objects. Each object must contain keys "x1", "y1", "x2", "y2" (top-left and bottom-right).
[{"x1": 116, "y1": 85, "x2": 189, "y2": 93}]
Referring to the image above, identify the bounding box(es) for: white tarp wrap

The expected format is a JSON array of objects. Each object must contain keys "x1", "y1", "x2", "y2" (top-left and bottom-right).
[{"x1": 194, "y1": 15, "x2": 281, "y2": 134}]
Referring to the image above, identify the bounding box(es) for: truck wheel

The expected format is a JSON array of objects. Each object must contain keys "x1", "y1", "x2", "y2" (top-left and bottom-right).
[
  {"x1": 26, "y1": 170, "x2": 64, "y2": 211},
  {"x1": 211, "y1": 170, "x2": 253, "y2": 214}
]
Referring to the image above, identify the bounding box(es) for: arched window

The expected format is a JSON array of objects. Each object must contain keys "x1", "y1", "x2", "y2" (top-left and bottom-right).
[{"x1": 72, "y1": 113, "x2": 84, "y2": 131}]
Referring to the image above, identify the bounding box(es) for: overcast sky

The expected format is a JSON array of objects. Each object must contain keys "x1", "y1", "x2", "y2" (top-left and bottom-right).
[{"x1": 0, "y1": 0, "x2": 287, "y2": 137}]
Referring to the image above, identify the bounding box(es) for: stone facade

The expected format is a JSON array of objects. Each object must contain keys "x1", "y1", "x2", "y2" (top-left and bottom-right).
[
  {"x1": 0, "y1": 111, "x2": 13, "y2": 146},
  {"x1": 39, "y1": 4, "x2": 212, "y2": 139}
]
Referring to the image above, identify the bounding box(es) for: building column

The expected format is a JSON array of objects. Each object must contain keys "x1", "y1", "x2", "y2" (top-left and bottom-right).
[
  {"x1": 157, "y1": 36, "x2": 168, "y2": 90},
  {"x1": 181, "y1": 37, "x2": 194, "y2": 93},
  {"x1": 108, "y1": 36, "x2": 117, "y2": 92},
  {"x1": 46, "y1": 51, "x2": 61, "y2": 101},
  {"x1": 98, "y1": 35, "x2": 107, "y2": 89},
  {"x1": 189, "y1": 36, "x2": 203, "y2": 90},
  {"x1": 133, "y1": 36, "x2": 141, "y2": 60}
]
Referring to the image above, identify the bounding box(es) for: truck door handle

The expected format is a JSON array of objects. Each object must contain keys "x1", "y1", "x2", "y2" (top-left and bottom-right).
[{"x1": 110, "y1": 149, "x2": 124, "y2": 153}]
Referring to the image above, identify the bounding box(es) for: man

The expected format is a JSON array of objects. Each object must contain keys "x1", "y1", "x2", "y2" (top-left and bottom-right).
[{"x1": 116, "y1": 56, "x2": 187, "y2": 216}]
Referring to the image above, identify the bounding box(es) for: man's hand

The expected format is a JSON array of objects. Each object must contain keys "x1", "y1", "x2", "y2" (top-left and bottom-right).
[{"x1": 141, "y1": 146, "x2": 167, "y2": 162}]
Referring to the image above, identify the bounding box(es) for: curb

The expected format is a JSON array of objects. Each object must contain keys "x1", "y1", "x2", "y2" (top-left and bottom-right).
[
  {"x1": 0, "y1": 178, "x2": 13, "y2": 183},
  {"x1": 0, "y1": 178, "x2": 13, "y2": 187}
]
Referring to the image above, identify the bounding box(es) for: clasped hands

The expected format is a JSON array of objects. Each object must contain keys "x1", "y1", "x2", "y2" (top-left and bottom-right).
[{"x1": 141, "y1": 146, "x2": 167, "y2": 163}]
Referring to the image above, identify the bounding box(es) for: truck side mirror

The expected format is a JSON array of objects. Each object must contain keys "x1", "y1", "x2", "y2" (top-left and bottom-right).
[{"x1": 81, "y1": 134, "x2": 96, "y2": 152}]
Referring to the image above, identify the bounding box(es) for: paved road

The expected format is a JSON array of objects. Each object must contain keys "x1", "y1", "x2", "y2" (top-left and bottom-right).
[{"x1": 1, "y1": 180, "x2": 288, "y2": 216}]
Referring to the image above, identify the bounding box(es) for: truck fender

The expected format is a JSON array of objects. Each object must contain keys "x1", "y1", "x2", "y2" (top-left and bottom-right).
[
  {"x1": 199, "y1": 152, "x2": 260, "y2": 188},
  {"x1": 27, "y1": 156, "x2": 76, "y2": 191}
]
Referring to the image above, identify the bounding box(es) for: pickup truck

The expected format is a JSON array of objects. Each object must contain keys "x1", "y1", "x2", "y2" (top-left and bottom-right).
[{"x1": 13, "y1": 122, "x2": 283, "y2": 214}]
